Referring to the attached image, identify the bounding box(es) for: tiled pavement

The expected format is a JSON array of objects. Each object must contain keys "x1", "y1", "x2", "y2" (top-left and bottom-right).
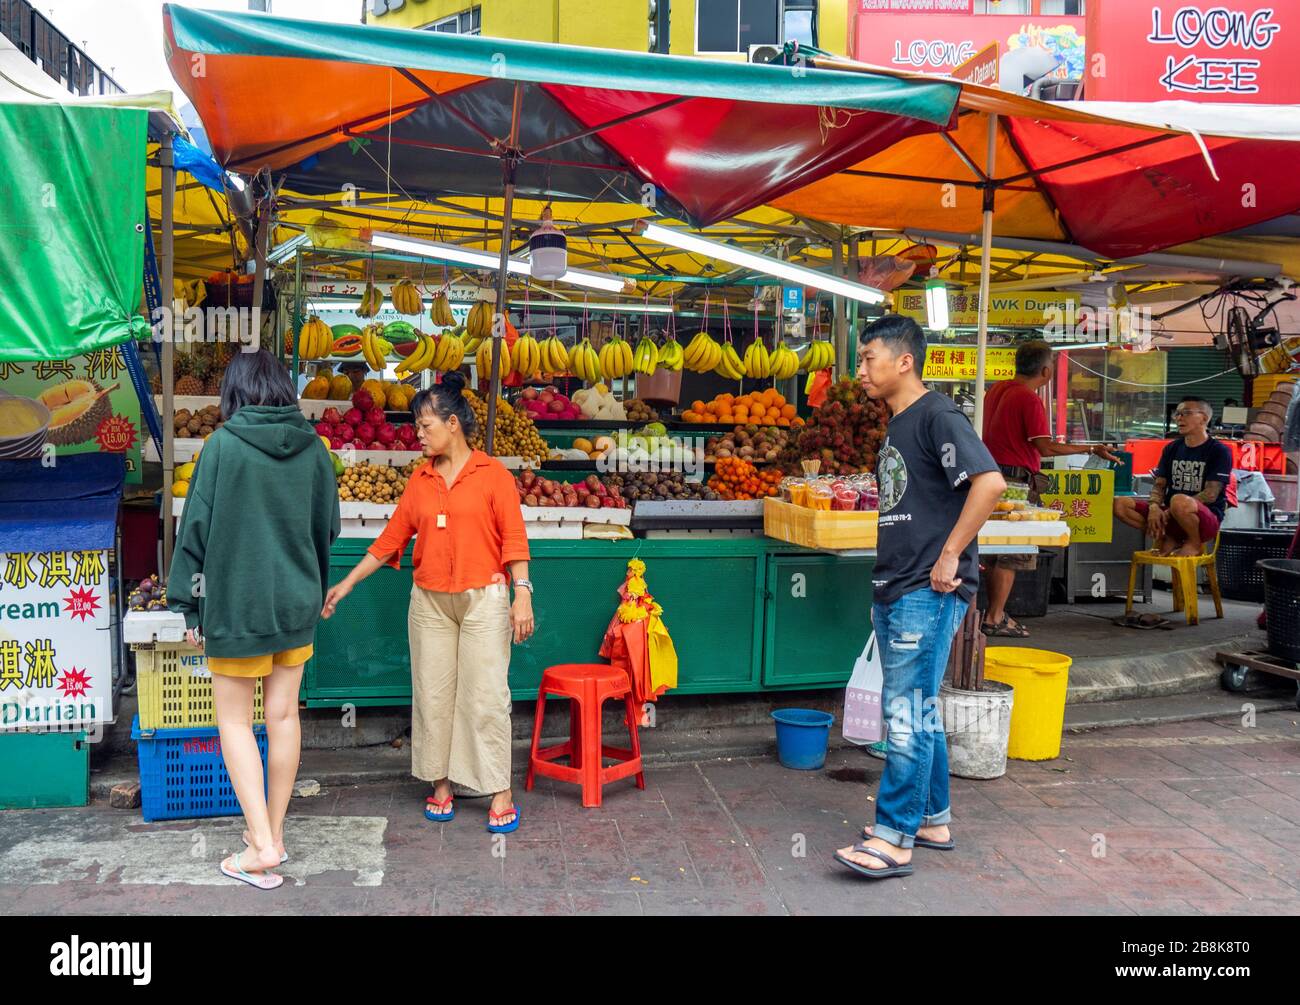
[{"x1": 3, "y1": 710, "x2": 1298, "y2": 916}]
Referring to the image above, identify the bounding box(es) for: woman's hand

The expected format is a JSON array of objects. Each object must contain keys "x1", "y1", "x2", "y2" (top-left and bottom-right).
[
  {"x1": 185, "y1": 627, "x2": 204, "y2": 650},
  {"x1": 511, "y1": 590, "x2": 535, "y2": 644},
  {"x1": 322, "y1": 580, "x2": 353, "y2": 619}
]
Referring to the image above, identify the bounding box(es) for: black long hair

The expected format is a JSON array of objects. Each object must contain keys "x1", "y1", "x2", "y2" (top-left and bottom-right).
[
  {"x1": 411, "y1": 371, "x2": 478, "y2": 439},
  {"x1": 219, "y1": 347, "x2": 298, "y2": 420}
]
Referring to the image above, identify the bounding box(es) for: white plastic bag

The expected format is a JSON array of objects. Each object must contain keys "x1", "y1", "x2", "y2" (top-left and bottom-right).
[{"x1": 843, "y1": 632, "x2": 884, "y2": 744}]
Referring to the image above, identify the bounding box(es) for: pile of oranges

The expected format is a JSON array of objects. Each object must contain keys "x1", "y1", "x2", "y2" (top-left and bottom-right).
[
  {"x1": 708, "y1": 457, "x2": 784, "y2": 501},
  {"x1": 682, "y1": 389, "x2": 805, "y2": 427}
]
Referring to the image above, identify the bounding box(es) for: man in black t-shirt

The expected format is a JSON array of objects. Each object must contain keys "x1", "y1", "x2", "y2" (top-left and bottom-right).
[
  {"x1": 834, "y1": 316, "x2": 1004, "y2": 883},
  {"x1": 1114, "y1": 397, "x2": 1232, "y2": 557}
]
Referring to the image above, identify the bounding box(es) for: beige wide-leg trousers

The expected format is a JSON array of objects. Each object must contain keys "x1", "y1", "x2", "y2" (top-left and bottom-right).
[{"x1": 408, "y1": 583, "x2": 513, "y2": 794}]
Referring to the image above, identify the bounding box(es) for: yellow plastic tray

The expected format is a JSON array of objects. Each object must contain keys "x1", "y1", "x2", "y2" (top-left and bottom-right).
[
  {"x1": 134, "y1": 645, "x2": 265, "y2": 730},
  {"x1": 763, "y1": 498, "x2": 878, "y2": 550}
]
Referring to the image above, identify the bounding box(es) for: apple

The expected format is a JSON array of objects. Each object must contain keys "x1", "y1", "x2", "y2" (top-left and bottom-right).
[
  {"x1": 521, "y1": 387, "x2": 540, "y2": 401},
  {"x1": 539, "y1": 391, "x2": 555, "y2": 405},
  {"x1": 548, "y1": 400, "x2": 566, "y2": 414}
]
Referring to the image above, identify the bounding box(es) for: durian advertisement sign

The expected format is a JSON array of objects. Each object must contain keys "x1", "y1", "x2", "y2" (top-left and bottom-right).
[
  {"x1": 0, "y1": 549, "x2": 113, "y2": 731},
  {"x1": 0, "y1": 347, "x2": 142, "y2": 483}
]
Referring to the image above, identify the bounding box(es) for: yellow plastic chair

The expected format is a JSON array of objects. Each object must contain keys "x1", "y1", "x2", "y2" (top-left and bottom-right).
[{"x1": 1125, "y1": 534, "x2": 1224, "y2": 626}]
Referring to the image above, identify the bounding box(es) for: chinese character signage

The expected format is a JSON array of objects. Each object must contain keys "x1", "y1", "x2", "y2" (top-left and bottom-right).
[
  {"x1": 0, "y1": 351, "x2": 142, "y2": 483},
  {"x1": 1040, "y1": 469, "x2": 1115, "y2": 544},
  {"x1": 922, "y1": 346, "x2": 1016, "y2": 383},
  {"x1": 0, "y1": 549, "x2": 113, "y2": 730},
  {"x1": 1085, "y1": 2, "x2": 1300, "y2": 103},
  {"x1": 896, "y1": 290, "x2": 1082, "y2": 328}
]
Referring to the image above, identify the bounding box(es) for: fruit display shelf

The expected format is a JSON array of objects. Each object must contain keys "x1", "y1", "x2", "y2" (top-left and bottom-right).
[
  {"x1": 154, "y1": 395, "x2": 220, "y2": 415},
  {"x1": 631, "y1": 499, "x2": 765, "y2": 533},
  {"x1": 530, "y1": 418, "x2": 645, "y2": 431},
  {"x1": 144, "y1": 437, "x2": 204, "y2": 464},
  {"x1": 330, "y1": 499, "x2": 631, "y2": 540},
  {"x1": 299, "y1": 399, "x2": 414, "y2": 422}
]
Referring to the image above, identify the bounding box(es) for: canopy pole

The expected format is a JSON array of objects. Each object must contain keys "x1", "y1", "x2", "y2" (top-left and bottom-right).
[
  {"x1": 485, "y1": 83, "x2": 524, "y2": 456},
  {"x1": 160, "y1": 133, "x2": 176, "y2": 576},
  {"x1": 972, "y1": 114, "x2": 998, "y2": 437},
  {"x1": 831, "y1": 234, "x2": 846, "y2": 381}
]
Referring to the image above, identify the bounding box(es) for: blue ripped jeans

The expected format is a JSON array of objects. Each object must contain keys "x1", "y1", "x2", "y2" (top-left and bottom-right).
[{"x1": 870, "y1": 587, "x2": 968, "y2": 849}]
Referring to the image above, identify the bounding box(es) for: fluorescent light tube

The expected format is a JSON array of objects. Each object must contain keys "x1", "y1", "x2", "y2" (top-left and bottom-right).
[
  {"x1": 925, "y1": 277, "x2": 949, "y2": 332},
  {"x1": 634, "y1": 221, "x2": 885, "y2": 305}
]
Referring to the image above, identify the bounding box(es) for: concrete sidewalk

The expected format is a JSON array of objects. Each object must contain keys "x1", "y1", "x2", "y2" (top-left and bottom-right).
[{"x1": 5, "y1": 708, "x2": 1298, "y2": 916}]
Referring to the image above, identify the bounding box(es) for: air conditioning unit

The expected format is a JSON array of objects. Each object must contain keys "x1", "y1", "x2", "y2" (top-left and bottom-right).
[{"x1": 748, "y1": 44, "x2": 783, "y2": 64}]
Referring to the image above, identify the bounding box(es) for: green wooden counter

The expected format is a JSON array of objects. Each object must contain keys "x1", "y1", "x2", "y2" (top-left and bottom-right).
[{"x1": 304, "y1": 537, "x2": 872, "y2": 706}]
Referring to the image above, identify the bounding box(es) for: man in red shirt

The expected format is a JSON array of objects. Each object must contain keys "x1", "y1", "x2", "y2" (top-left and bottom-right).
[{"x1": 981, "y1": 341, "x2": 1118, "y2": 637}]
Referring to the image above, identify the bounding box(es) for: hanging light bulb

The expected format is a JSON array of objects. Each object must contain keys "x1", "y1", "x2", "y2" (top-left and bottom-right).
[
  {"x1": 924, "y1": 273, "x2": 949, "y2": 332},
  {"x1": 529, "y1": 205, "x2": 568, "y2": 281}
]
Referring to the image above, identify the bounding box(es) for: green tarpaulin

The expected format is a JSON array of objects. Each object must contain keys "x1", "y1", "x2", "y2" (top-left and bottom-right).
[{"x1": 0, "y1": 103, "x2": 151, "y2": 362}]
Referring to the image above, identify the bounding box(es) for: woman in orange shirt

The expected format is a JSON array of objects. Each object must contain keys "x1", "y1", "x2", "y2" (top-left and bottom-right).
[{"x1": 322, "y1": 372, "x2": 532, "y2": 832}]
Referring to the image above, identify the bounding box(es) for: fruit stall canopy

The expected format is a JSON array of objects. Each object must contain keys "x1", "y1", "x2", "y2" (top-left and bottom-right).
[
  {"x1": 772, "y1": 53, "x2": 1300, "y2": 259},
  {"x1": 0, "y1": 102, "x2": 153, "y2": 362},
  {"x1": 161, "y1": 4, "x2": 961, "y2": 228}
]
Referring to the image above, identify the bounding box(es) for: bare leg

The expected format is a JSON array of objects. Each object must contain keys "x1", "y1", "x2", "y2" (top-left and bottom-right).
[
  {"x1": 490, "y1": 787, "x2": 517, "y2": 827},
  {"x1": 1169, "y1": 496, "x2": 1203, "y2": 557},
  {"x1": 212, "y1": 674, "x2": 280, "y2": 873},
  {"x1": 984, "y1": 565, "x2": 1017, "y2": 629},
  {"x1": 260, "y1": 663, "x2": 304, "y2": 860}
]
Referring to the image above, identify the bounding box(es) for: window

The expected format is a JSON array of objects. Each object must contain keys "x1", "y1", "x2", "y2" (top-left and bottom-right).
[
  {"x1": 425, "y1": 6, "x2": 481, "y2": 35},
  {"x1": 974, "y1": 0, "x2": 1032, "y2": 13},
  {"x1": 1040, "y1": 1, "x2": 1085, "y2": 14},
  {"x1": 697, "y1": 1, "x2": 816, "y2": 54}
]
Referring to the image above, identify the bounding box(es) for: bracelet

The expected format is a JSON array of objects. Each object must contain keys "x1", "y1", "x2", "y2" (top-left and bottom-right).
[{"x1": 513, "y1": 579, "x2": 533, "y2": 593}]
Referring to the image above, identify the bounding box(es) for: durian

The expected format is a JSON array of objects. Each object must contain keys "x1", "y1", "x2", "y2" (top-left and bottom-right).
[{"x1": 39, "y1": 380, "x2": 112, "y2": 446}]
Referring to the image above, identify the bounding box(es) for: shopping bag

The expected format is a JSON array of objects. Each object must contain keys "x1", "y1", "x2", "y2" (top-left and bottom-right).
[{"x1": 843, "y1": 632, "x2": 884, "y2": 744}]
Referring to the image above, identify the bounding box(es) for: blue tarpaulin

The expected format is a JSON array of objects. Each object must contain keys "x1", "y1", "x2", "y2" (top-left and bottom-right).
[{"x1": 0, "y1": 454, "x2": 123, "y2": 554}]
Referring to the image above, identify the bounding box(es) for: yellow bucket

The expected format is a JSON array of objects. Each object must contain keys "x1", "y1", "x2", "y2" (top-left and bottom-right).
[{"x1": 983, "y1": 647, "x2": 1072, "y2": 761}]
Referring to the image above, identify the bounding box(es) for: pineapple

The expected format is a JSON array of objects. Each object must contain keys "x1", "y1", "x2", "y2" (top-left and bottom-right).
[{"x1": 174, "y1": 352, "x2": 204, "y2": 397}]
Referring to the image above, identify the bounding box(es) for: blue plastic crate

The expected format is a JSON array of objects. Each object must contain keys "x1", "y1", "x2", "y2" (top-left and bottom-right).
[{"x1": 130, "y1": 715, "x2": 267, "y2": 822}]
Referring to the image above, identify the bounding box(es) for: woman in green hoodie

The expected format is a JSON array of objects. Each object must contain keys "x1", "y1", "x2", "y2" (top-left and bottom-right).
[{"x1": 169, "y1": 348, "x2": 340, "y2": 891}]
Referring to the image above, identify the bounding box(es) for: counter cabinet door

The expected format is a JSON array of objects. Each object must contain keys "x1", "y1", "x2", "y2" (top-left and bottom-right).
[{"x1": 763, "y1": 555, "x2": 873, "y2": 687}]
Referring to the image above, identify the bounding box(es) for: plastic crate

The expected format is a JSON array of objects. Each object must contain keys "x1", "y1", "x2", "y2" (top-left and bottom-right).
[
  {"x1": 1261, "y1": 560, "x2": 1300, "y2": 664},
  {"x1": 976, "y1": 550, "x2": 1057, "y2": 618},
  {"x1": 1216, "y1": 530, "x2": 1293, "y2": 602},
  {"x1": 131, "y1": 716, "x2": 267, "y2": 822},
  {"x1": 763, "y1": 498, "x2": 878, "y2": 550},
  {"x1": 133, "y1": 645, "x2": 264, "y2": 729}
]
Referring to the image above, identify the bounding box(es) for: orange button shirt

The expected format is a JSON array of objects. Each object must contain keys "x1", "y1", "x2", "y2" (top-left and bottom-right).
[{"x1": 367, "y1": 451, "x2": 529, "y2": 592}]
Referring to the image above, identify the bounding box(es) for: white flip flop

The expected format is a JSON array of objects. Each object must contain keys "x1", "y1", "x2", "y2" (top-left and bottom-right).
[{"x1": 220, "y1": 853, "x2": 284, "y2": 891}]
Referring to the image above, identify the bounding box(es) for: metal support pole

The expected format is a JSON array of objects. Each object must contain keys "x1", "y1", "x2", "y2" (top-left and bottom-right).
[
  {"x1": 831, "y1": 234, "x2": 846, "y2": 380},
  {"x1": 972, "y1": 114, "x2": 998, "y2": 437},
  {"x1": 847, "y1": 236, "x2": 860, "y2": 368},
  {"x1": 485, "y1": 83, "x2": 523, "y2": 456},
  {"x1": 251, "y1": 205, "x2": 270, "y2": 354},
  {"x1": 160, "y1": 133, "x2": 177, "y2": 574}
]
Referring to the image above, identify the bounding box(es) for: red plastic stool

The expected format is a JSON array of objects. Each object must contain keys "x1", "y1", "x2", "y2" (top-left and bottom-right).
[{"x1": 525, "y1": 663, "x2": 645, "y2": 808}]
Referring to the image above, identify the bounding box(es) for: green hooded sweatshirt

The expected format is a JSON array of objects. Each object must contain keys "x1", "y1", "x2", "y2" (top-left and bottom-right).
[{"x1": 168, "y1": 405, "x2": 341, "y2": 659}]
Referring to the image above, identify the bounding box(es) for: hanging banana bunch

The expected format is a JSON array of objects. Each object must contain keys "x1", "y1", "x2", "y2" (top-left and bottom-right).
[
  {"x1": 476, "y1": 337, "x2": 511, "y2": 381},
  {"x1": 768, "y1": 340, "x2": 801, "y2": 380},
  {"x1": 356, "y1": 282, "x2": 384, "y2": 319},
  {"x1": 655, "y1": 336, "x2": 683, "y2": 372},
  {"x1": 395, "y1": 331, "x2": 437, "y2": 376},
  {"x1": 512, "y1": 333, "x2": 542, "y2": 381},
  {"x1": 598, "y1": 334, "x2": 634, "y2": 380},
  {"x1": 742, "y1": 338, "x2": 772, "y2": 379},
  {"x1": 430, "y1": 290, "x2": 455, "y2": 327},
  {"x1": 391, "y1": 279, "x2": 423, "y2": 316},
  {"x1": 714, "y1": 341, "x2": 745, "y2": 381},
  {"x1": 360, "y1": 323, "x2": 393, "y2": 371},
  {"x1": 633, "y1": 336, "x2": 659, "y2": 377},
  {"x1": 682, "y1": 332, "x2": 721, "y2": 374},
  {"x1": 465, "y1": 297, "x2": 494, "y2": 351},
  {"x1": 431, "y1": 329, "x2": 466, "y2": 374},
  {"x1": 798, "y1": 339, "x2": 836, "y2": 373},
  {"x1": 297, "y1": 316, "x2": 332, "y2": 360},
  {"x1": 540, "y1": 335, "x2": 569, "y2": 374},
  {"x1": 567, "y1": 339, "x2": 602, "y2": 384}
]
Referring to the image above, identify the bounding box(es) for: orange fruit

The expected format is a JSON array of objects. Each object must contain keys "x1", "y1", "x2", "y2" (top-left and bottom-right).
[
  {"x1": 692, "y1": 400, "x2": 705, "y2": 413},
  {"x1": 781, "y1": 404, "x2": 796, "y2": 419},
  {"x1": 751, "y1": 405, "x2": 765, "y2": 418},
  {"x1": 777, "y1": 417, "x2": 790, "y2": 427}
]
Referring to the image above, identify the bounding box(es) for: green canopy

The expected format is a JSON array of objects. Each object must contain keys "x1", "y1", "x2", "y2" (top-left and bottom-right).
[{"x1": 0, "y1": 103, "x2": 151, "y2": 362}]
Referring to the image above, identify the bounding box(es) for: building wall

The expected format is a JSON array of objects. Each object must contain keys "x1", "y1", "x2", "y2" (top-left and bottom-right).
[{"x1": 369, "y1": 1, "x2": 851, "y2": 56}]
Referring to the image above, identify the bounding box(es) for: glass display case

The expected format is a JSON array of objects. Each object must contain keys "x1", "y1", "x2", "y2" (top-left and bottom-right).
[{"x1": 1063, "y1": 349, "x2": 1167, "y2": 443}]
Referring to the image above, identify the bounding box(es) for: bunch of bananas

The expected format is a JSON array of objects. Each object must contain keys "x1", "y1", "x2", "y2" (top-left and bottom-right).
[
  {"x1": 655, "y1": 337, "x2": 684, "y2": 372},
  {"x1": 430, "y1": 291, "x2": 455, "y2": 328},
  {"x1": 466, "y1": 299, "x2": 494, "y2": 343},
  {"x1": 475, "y1": 338, "x2": 511, "y2": 382},
  {"x1": 296, "y1": 316, "x2": 333, "y2": 360},
  {"x1": 599, "y1": 336, "x2": 634, "y2": 380},
  {"x1": 539, "y1": 335, "x2": 569, "y2": 374},
  {"x1": 395, "y1": 332, "x2": 435, "y2": 376},
  {"x1": 633, "y1": 337, "x2": 659, "y2": 376},
  {"x1": 768, "y1": 340, "x2": 801, "y2": 380},
  {"x1": 714, "y1": 342, "x2": 746, "y2": 381},
  {"x1": 361, "y1": 323, "x2": 394, "y2": 371},
  {"x1": 512, "y1": 333, "x2": 543, "y2": 381},
  {"x1": 683, "y1": 332, "x2": 722, "y2": 373},
  {"x1": 568, "y1": 339, "x2": 602, "y2": 383},
  {"x1": 391, "y1": 280, "x2": 423, "y2": 316},
  {"x1": 356, "y1": 283, "x2": 383, "y2": 319},
  {"x1": 798, "y1": 339, "x2": 837, "y2": 373},
  {"x1": 742, "y1": 339, "x2": 772, "y2": 379}
]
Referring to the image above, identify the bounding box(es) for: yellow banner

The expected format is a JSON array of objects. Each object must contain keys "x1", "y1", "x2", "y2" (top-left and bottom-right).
[
  {"x1": 1040, "y1": 468, "x2": 1114, "y2": 544},
  {"x1": 922, "y1": 346, "x2": 1015, "y2": 382},
  {"x1": 897, "y1": 290, "x2": 1081, "y2": 328}
]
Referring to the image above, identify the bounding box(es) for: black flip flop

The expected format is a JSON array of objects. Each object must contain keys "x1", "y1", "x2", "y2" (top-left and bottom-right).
[
  {"x1": 981, "y1": 616, "x2": 1030, "y2": 638},
  {"x1": 862, "y1": 825, "x2": 954, "y2": 851},
  {"x1": 1111, "y1": 613, "x2": 1174, "y2": 631},
  {"x1": 834, "y1": 843, "x2": 913, "y2": 879}
]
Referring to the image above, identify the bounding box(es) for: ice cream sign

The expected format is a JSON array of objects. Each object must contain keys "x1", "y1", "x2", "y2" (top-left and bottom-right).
[{"x1": 1086, "y1": 2, "x2": 1300, "y2": 102}]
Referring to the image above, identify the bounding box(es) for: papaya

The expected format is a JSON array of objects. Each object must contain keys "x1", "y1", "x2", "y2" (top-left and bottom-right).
[{"x1": 331, "y1": 334, "x2": 363, "y2": 358}]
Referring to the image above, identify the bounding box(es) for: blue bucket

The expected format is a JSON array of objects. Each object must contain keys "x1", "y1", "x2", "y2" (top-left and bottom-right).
[{"x1": 771, "y1": 708, "x2": 835, "y2": 770}]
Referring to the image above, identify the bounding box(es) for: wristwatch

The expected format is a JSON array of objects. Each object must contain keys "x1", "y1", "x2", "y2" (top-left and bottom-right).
[{"x1": 513, "y1": 579, "x2": 534, "y2": 593}]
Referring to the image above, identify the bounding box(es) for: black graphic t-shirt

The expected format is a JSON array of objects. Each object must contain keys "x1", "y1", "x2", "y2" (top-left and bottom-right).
[
  {"x1": 873, "y1": 391, "x2": 998, "y2": 605},
  {"x1": 1154, "y1": 436, "x2": 1233, "y2": 520}
]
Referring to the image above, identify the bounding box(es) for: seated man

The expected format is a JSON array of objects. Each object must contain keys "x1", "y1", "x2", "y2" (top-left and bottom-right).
[{"x1": 1114, "y1": 398, "x2": 1232, "y2": 557}]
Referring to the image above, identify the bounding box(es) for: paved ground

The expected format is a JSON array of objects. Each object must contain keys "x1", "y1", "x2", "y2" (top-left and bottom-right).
[{"x1": 4, "y1": 708, "x2": 1298, "y2": 915}]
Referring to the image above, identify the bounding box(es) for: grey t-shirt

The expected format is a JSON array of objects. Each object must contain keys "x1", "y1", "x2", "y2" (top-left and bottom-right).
[{"x1": 873, "y1": 391, "x2": 998, "y2": 604}]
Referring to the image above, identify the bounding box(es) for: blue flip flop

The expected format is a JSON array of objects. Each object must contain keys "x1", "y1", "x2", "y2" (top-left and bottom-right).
[
  {"x1": 487, "y1": 805, "x2": 521, "y2": 834},
  {"x1": 834, "y1": 844, "x2": 913, "y2": 880},
  {"x1": 424, "y1": 795, "x2": 455, "y2": 822}
]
